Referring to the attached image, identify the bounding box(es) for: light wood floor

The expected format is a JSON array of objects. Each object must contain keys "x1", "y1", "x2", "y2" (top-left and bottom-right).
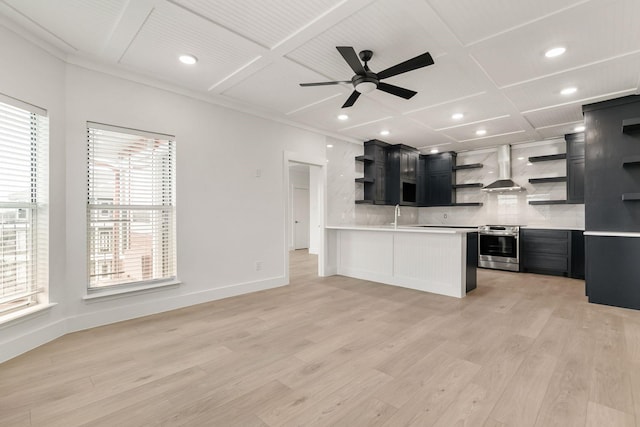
[{"x1": 2, "y1": 250, "x2": 640, "y2": 426}]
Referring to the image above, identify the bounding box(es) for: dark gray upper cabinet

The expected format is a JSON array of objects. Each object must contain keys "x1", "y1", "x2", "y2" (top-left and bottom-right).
[
  {"x1": 386, "y1": 144, "x2": 419, "y2": 206},
  {"x1": 419, "y1": 152, "x2": 456, "y2": 207},
  {"x1": 566, "y1": 132, "x2": 585, "y2": 204}
]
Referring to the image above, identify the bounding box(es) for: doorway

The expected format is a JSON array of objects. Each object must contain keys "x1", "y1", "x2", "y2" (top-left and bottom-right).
[
  {"x1": 289, "y1": 163, "x2": 311, "y2": 251},
  {"x1": 284, "y1": 152, "x2": 326, "y2": 282}
]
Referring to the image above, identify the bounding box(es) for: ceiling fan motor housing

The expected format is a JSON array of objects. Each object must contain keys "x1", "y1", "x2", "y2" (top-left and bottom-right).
[{"x1": 352, "y1": 72, "x2": 379, "y2": 93}]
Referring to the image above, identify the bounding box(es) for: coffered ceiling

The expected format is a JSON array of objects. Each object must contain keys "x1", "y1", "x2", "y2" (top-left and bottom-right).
[{"x1": 1, "y1": 0, "x2": 639, "y2": 152}]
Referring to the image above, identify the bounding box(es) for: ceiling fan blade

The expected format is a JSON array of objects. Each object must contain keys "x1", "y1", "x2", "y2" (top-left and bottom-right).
[
  {"x1": 300, "y1": 81, "x2": 351, "y2": 87},
  {"x1": 336, "y1": 46, "x2": 366, "y2": 75},
  {"x1": 377, "y1": 52, "x2": 434, "y2": 80},
  {"x1": 377, "y1": 82, "x2": 417, "y2": 99},
  {"x1": 342, "y1": 90, "x2": 361, "y2": 108}
]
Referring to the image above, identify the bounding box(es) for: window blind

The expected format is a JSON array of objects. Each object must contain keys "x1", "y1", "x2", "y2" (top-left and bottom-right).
[
  {"x1": 87, "y1": 123, "x2": 176, "y2": 289},
  {"x1": 0, "y1": 99, "x2": 48, "y2": 315}
]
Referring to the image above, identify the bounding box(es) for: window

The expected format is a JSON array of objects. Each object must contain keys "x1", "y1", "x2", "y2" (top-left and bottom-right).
[
  {"x1": 87, "y1": 123, "x2": 176, "y2": 290},
  {"x1": 0, "y1": 96, "x2": 48, "y2": 316}
]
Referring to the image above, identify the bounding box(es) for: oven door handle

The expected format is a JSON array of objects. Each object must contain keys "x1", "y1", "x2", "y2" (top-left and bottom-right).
[{"x1": 479, "y1": 232, "x2": 519, "y2": 237}]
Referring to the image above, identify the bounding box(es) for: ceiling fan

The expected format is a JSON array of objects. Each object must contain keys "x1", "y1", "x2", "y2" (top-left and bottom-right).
[{"x1": 299, "y1": 46, "x2": 434, "y2": 108}]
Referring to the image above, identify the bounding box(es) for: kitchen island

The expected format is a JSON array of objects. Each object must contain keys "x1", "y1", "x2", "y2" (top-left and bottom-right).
[{"x1": 325, "y1": 225, "x2": 478, "y2": 298}]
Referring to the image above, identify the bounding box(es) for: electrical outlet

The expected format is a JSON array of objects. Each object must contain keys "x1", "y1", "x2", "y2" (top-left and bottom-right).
[
  {"x1": 255, "y1": 261, "x2": 263, "y2": 271},
  {"x1": 444, "y1": 213, "x2": 448, "y2": 219},
  {"x1": 255, "y1": 168, "x2": 261, "y2": 177}
]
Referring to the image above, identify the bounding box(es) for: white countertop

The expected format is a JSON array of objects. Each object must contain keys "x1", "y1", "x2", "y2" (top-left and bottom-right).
[
  {"x1": 522, "y1": 225, "x2": 585, "y2": 231},
  {"x1": 327, "y1": 224, "x2": 585, "y2": 232},
  {"x1": 584, "y1": 231, "x2": 640, "y2": 237},
  {"x1": 325, "y1": 225, "x2": 477, "y2": 234}
]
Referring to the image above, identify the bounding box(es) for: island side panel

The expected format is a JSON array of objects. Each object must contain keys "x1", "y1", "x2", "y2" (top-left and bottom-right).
[
  {"x1": 393, "y1": 232, "x2": 465, "y2": 298},
  {"x1": 337, "y1": 230, "x2": 394, "y2": 280},
  {"x1": 323, "y1": 228, "x2": 338, "y2": 276}
]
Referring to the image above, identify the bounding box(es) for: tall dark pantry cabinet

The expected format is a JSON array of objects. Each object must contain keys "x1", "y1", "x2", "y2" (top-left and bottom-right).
[{"x1": 582, "y1": 95, "x2": 640, "y2": 310}]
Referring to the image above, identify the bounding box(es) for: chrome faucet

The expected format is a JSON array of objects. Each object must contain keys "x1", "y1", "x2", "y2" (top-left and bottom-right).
[{"x1": 394, "y1": 204, "x2": 401, "y2": 229}]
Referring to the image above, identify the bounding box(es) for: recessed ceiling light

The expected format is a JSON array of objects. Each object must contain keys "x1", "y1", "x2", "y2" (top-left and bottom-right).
[
  {"x1": 326, "y1": 144, "x2": 333, "y2": 148},
  {"x1": 574, "y1": 125, "x2": 585, "y2": 132},
  {"x1": 475, "y1": 129, "x2": 487, "y2": 136},
  {"x1": 561, "y1": 87, "x2": 577, "y2": 95},
  {"x1": 380, "y1": 130, "x2": 390, "y2": 136},
  {"x1": 337, "y1": 114, "x2": 349, "y2": 121},
  {"x1": 545, "y1": 47, "x2": 566, "y2": 58},
  {"x1": 527, "y1": 162, "x2": 533, "y2": 166},
  {"x1": 451, "y1": 113, "x2": 464, "y2": 120},
  {"x1": 179, "y1": 54, "x2": 198, "y2": 65},
  {"x1": 517, "y1": 157, "x2": 525, "y2": 160},
  {"x1": 430, "y1": 148, "x2": 439, "y2": 154}
]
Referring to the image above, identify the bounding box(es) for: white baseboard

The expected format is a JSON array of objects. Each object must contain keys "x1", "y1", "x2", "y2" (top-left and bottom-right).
[
  {"x1": 0, "y1": 317, "x2": 67, "y2": 364},
  {"x1": 70, "y1": 275, "x2": 287, "y2": 333},
  {"x1": 0, "y1": 276, "x2": 287, "y2": 363}
]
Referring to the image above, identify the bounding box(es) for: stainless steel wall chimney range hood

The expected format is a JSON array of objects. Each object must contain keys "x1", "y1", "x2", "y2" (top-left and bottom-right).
[{"x1": 482, "y1": 145, "x2": 524, "y2": 192}]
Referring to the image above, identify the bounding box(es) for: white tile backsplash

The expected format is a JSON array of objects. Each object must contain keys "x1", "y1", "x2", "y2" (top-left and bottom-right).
[{"x1": 327, "y1": 138, "x2": 585, "y2": 229}]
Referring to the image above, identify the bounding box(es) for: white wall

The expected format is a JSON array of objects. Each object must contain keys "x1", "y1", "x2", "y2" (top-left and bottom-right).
[
  {"x1": 0, "y1": 23, "x2": 332, "y2": 362},
  {"x1": 63, "y1": 63, "x2": 324, "y2": 330}
]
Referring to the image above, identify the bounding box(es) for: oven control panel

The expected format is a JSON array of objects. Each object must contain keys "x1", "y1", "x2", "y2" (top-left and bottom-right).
[{"x1": 478, "y1": 225, "x2": 520, "y2": 235}]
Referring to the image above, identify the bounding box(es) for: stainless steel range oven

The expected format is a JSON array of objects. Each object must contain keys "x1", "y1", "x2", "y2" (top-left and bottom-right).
[{"x1": 478, "y1": 225, "x2": 520, "y2": 272}]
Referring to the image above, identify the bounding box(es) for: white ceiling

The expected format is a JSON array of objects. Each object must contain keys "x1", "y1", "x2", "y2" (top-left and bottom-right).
[{"x1": 2, "y1": 0, "x2": 639, "y2": 152}]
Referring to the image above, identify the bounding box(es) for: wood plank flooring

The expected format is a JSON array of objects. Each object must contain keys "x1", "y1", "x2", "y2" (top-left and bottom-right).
[{"x1": 1, "y1": 249, "x2": 640, "y2": 426}]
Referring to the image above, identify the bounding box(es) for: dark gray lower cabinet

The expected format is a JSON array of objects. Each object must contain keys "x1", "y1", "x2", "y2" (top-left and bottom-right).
[
  {"x1": 570, "y1": 230, "x2": 585, "y2": 280},
  {"x1": 520, "y1": 229, "x2": 584, "y2": 279},
  {"x1": 521, "y1": 229, "x2": 569, "y2": 276},
  {"x1": 586, "y1": 235, "x2": 640, "y2": 310}
]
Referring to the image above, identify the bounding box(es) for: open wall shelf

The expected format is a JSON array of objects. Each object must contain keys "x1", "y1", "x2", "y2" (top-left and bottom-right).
[
  {"x1": 453, "y1": 163, "x2": 483, "y2": 170},
  {"x1": 528, "y1": 153, "x2": 567, "y2": 162},
  {"x1": 355, "y1": 177, "x2": 374, "y2": 183},
  {"x1": 622, "y1": 155, "x2": 640, "y2": 166},
  {"x1": 529, "y1": 176, "x2": 567, "y2": 184},
  {"x1": 452, "y1": 183, "x2": 483, "y2": 189},
  {"x1": 355, "y1": 155, "x2": 374, "y2": 162},
  {"x1": 622, "y1": 193, "x2": 640, "y2": 201},
  {"x1": 451, "y1": 202, "x2": 483, "y2": 206},
  {"x1": 622, "y1": 118, "x2": 640, "y2": 134}
]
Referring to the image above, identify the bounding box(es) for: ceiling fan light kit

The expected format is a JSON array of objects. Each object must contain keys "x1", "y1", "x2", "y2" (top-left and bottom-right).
[{"x1": 300, "y1": 46, "x2": 434, "y2": 108}]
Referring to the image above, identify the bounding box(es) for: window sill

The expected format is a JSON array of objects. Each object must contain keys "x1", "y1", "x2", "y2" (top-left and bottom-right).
[
  {"x1": 83, "y1": 280, "x2": 181, "y2": 301},
  {"x1": 0, "y1": 302, "x2": 58, "y2": 328}
]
